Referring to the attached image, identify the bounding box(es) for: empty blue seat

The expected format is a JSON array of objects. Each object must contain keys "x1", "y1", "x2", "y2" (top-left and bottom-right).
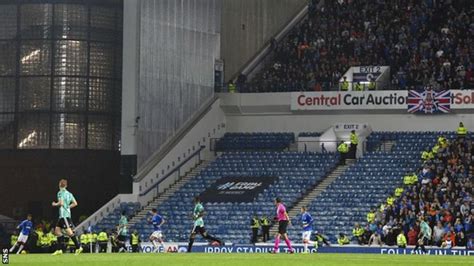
[{"x1": 92, "y1": 131, "x2": 451, "y2": 244}]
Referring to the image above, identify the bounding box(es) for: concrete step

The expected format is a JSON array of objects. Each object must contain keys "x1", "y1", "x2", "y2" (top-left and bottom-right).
[
  {"x1": 377, "y1": 140, "x2": 396, "y2": 153},
  {"x1": 129, "y1": 160, "x2": 211, "y2": 226},
  {"x1": 288, "y1": 142, "x2": 298, "y2": 152},
  {"x1": 267, "y1": 161, "x2": 354, "y2": 233}
]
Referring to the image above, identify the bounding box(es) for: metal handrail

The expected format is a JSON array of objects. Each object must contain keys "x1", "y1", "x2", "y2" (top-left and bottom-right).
[
  {"x1": 209, "y1": 138, "x2": 293, "y2": 152},
  {"x1": 138, "y1": 145, "x2": 205, "y2": 197},
  {"x1": 235, "y1": 3, "x2": 310, "y2": 81}
]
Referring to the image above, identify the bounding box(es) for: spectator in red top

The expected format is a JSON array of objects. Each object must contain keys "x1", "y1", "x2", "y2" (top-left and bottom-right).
[
  {"x1": 297, "y1": 42, "x2": 310, "y2": 59},
  {"x1": 443, "y1": 211, "x2": 454, "y2": 224},
  {"x1": 407, "y1": 226, "x2": 418, "y2": 245},
  {"x1": 442, "y1": 231, "x2": 456, "y2": 248},
  {"x1": 314, "y1": 82, "x2": 322, "y2": 91}
]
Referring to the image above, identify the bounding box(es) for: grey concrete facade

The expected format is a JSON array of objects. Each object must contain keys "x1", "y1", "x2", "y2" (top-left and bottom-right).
[{"x1": 221, "y1": 0, "x2": 307, "y2": 80}]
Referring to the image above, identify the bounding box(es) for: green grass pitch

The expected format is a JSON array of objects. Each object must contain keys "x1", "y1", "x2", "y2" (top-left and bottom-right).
[{"x1": 7, "y1": 253, "x2": 472, "y2": 266}]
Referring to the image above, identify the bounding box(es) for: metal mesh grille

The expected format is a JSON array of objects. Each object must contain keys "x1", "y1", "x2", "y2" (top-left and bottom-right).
[
  {"x1": 0, "y1": 1, "x2": 122, "y2": 150},
  {"x1": 91, "y1": 7, "x2": 117, "y2": 41},
  {"x1": 20, "y1": 41, "x2": 52, "y2": 75},
  {"x1": 54, "y1": 40, "x2": 88, "y2": 76},
  {"x1": 0, "y1": 41, "x2": 17, "y2": 76},
  {"x1": 0, "y1": 5, "x2": 17, "y2": 40},
  {"x1": 0, "y1": 78, "x2": 16, "y2": 113},
  {"x1": 51, "y1": 113, "x2": 86, "y2": 149},
  {"x1": 89, "y1": 78, "x2": 113, "y2": 112},
  {"x1": 19, "y1": 77, "x2": 51, "y2": 111},
  {"x1": 20, "y1": 4, "x2": 53, "y2": 39},
  {"x1": 54, "y1": 4, "x2": 88, "y2": 40},
  {"x1": 17, "y1": 113, "x2": 50, "y2": 149},
  {"x1": 52, "y1": 77, "x2": 87, "y2": 112},
  {"x1": 88, "y1": 115, "x2": 113, "y2": 150},
  {"x1": 0, "y1": 114, "x2": 15, "y2": 149},
  {"x1": 90, "y1": 42, "x2": 114, "y2": 77}
]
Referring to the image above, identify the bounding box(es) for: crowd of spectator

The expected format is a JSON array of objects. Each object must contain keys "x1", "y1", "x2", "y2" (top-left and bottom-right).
[
  {"x1": 239, "y1": 0, "x2": 474, "y2": 93},
  {"x1": 345, "y1": 133, "x2": 473, "y2": 249}
]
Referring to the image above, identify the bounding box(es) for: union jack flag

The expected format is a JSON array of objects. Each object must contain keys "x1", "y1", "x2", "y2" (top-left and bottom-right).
[{"x1": 407, "y1": 89, "x2": 451, "y2": 114}]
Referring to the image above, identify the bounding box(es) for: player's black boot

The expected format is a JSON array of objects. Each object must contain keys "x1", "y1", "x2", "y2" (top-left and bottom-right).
[{"x1": 187, "y1": 237, "x2": 194, "y2": 252}]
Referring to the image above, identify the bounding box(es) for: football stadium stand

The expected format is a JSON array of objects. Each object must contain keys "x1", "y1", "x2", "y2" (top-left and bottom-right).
[
  {"x1": 299, "y1": 132, "x2": 436, "y2": 242},
  {"x1": 91, "y1": 130, "x2": 338, "y2": 243},
  {"x1": 4, "y1": 0, "x2": 474, "y2": 261},
  {"x1": 129, "y1": 151, "x2": 338, "y2": 243},
  {"x1": 239, "y1": 0, "x2": 474, "y2": 92},
  {"x1": 90, "y1": 131, "x2": 472, "y2": 248},
  {"x1": 362, "y1": 132, "x2": 473, "y2": 247},
  {"x1": 94, "y1": 202, "x2": 141, "y2": 233}
]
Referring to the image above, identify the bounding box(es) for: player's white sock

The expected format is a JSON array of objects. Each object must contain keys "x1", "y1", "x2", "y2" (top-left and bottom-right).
[
  {"x1": 9, "y1": 244, "x2": 17, "y2": 253},
  {"x1": 152, "y1": 240, "x2": 159, "y2": 252},
  {"x1": 16, "y1": 245, "x2": 24, "y2": 254},
  {"x1": 152, "y1": 240, "x2": 160, "y2": 252},
  {"x1": 303, "y1": 242, "x2": 308, "y2": 252}
]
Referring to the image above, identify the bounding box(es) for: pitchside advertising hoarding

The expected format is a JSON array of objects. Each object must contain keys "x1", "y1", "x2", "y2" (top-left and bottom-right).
[
  {"x1": 199, "y1": 176, "x2": 278, "y2": 202},
  {"x1": 291, "y1": 90, "x2": 474, "y2": 111},
  {"x1": 129, "y1": 243, "x2": 473, "y2": 256}
]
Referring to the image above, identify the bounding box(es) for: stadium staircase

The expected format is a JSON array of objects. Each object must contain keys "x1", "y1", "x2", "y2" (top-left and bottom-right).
[
  {"x1": 127, "y1": 160, "x2": 213, "y2": 228},
  {"x1": 288, "y1": 142, "x2": 298, "y2": 152},
  {"x1": 92, "y1": 159, "x2": 212, "y2": 232},
  {"x1": 128, "y1": 151, "x2": 338, "y2": 243},
  {"x1": 268, "y1": 159, "x2": 355, "y2": 238},
  {"x1": 377, "y1": 140, "x2": 396, "y2": 152},
  {"x1": 86, "y1": 131, "x2": 467, "y2": 245}
]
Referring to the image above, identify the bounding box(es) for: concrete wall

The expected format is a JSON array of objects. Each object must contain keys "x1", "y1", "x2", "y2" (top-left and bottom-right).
[
  {"x1": 121, "y1": 0, "x2": 221, "y2": 168},
  {"x1": 226, "y1": 113, "x2": 474, "y2": 133},
  {"x1": 219, "y1": 93, "x2": 474, "y2": 133},
  {"x1": 77, "y1": 99, "x2": 226, "y2": 230},
  {"x1": 122, "y1": 0, "x2": 310, "y2": 167},
  {"x1": 121, "y1": 0, "x2": 140, "y2": 156},
  {"x1": 221, "y1": 0, "x2": 308, "y2": 80},
  {"x1": 133, "y1": 98, "x2": 226, "y2": 206}
]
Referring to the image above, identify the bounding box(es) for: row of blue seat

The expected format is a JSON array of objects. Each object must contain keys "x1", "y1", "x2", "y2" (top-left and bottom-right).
[
  {"x1": 303, "y1": 132, "x2": 439, "y2": 242},
  {"x1": 215, "y1": 133, "x2": 295, "y2": 151},
  {"x1": 127, "y1": 151, "x2": 338, "y2": 243},
  {"x1": 95, "y1": 132, "x2": 451, "y2": 243}
]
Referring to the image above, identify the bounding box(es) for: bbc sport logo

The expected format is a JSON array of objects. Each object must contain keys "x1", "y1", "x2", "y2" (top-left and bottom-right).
[{"x1": 2, "y1": 248, "x2": 9, "y2": 265}]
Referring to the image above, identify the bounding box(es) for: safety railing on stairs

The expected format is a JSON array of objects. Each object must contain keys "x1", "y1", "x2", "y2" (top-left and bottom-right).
[
  {"x1": 77, "y1": 146, "x2": 205, "y2": 232},
  {"x1": 76, "y1": 194, "x2": 136, "y2": 233},
  {"x1": 138, "y1": 145, "x2": 205, "y2": 197},
  {"x1": 224, "y1": 1, "x2": 312, "y2": 84}
]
